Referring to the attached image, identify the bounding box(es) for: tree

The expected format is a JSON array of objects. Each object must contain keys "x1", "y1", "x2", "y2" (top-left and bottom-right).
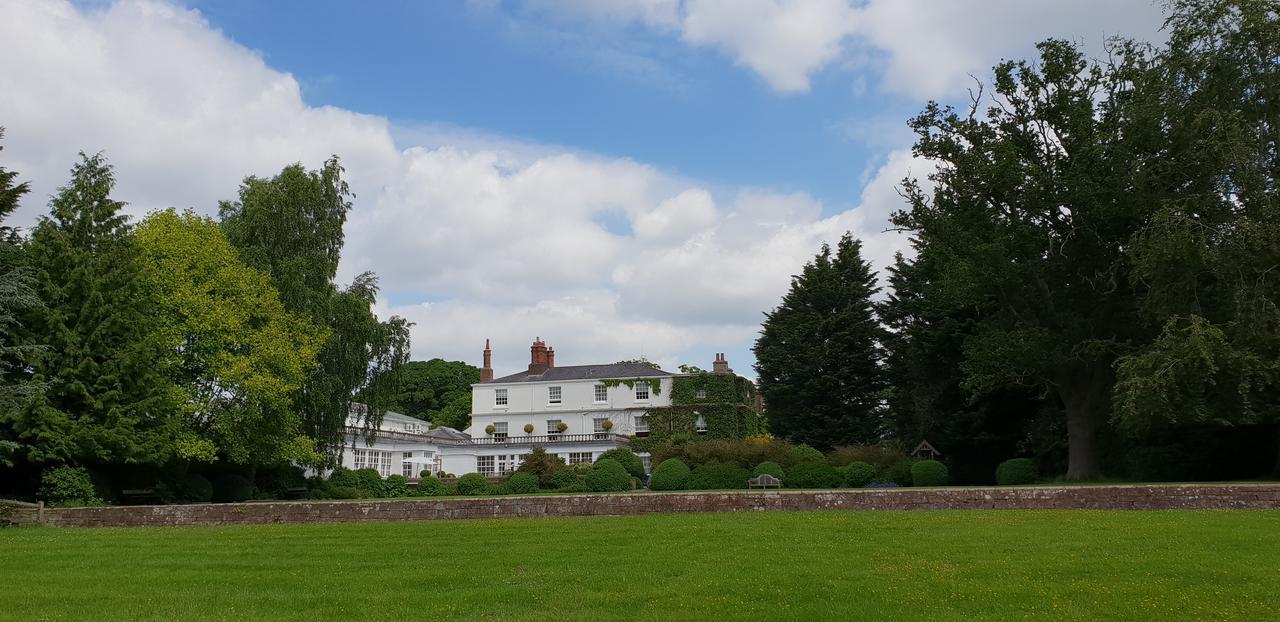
[
  {"x1": 7, "y1": 153, "x2": 182, "y2": 466},
  {"x1": 219, "y1": 157, "x2": 410, "y2": 459},
  {"x1": 0, "y1": 128, "x2": 44, "y2": 465},
  {"x1": 135, "y1": 208, "x2": 326, "y2": 466},
  {"x1": 616, "y1": 358, "x2": 661, "y2": 369},
  {"x1": 1110, "y1": 0, "x2": 1280, "y2": 472},
  {"x1": 379, "y1": 359, "x2": 479, "y2": 421},
  {"x1": 753, "y1": 233, "x2": 886, "y2": 449},
  {"x1": 432, "y1": 393, "x2": 472, "y2": 431}
]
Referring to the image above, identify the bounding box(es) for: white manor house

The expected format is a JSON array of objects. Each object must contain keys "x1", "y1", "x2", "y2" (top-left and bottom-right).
[{"x1": 333, "y1": 338, "x2": 740, "y2": 479}]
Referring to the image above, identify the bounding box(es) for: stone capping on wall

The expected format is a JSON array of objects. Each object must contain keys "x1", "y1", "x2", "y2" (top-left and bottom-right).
[{"x1": 9, "y1": 484, "x2": 1280, "y2": 528}]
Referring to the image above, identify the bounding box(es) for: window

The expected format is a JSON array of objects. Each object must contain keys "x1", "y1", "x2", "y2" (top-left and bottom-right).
[
  {"x1": 494, "y1": 388, "x2": 508, "y2": 406},
  {"x1": 695, "y1": 389, "x2": 707, "y2": 399},
  {"x1": 353, "y1": 448, "x2": 367, "y2": 470},
  {"x1": 635, "y1": 382, "x2": 650, "y2": 401},
  {"x1": 695, "y1": 414, "x2": 708, "y2": 433},
  {"x1": 497, "y1": 454, "x2": 515, "y2": 474},
  {"x1": 477, "y1": 456, "x2": 495, "y2": 475},
  {"x1": 493, "y1": 422, "x2": 508, "y2": 440},
  {"x1": 594, "y1": 384, "x2": 608, "y2": 403},
  {"x1": 547, "y1": 419, "x2": 563, "y2": 435},
  {"x1": 641, "y1": 455, "x2": 652, "y2": 474},
  {"x1": 548, "y1": 386, "x2": 562, "y2": 405},
  {"x1": 379, "y1": 451, "x2": 393, "y2": 477},
  {"x1": 404, "y1": 422, "x2": 421, "y2": 433},
  {"x1": 634, "y1": 415, "x2": 649, "y2": 435},
  {"x1": 568, "y1": 452, "x2": 593, "y2": 465},
  {"x1": 402, "y1": 452, "x2": 414, "y2": 478},
  {"x1": 593, "y1": 418, "x2": 609, "y2": 434}
]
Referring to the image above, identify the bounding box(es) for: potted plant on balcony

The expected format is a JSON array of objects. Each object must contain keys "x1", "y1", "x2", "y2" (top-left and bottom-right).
[
  {"x1": 524, "y1": 423, "x2": 535, "y2": 434},
  {"x1": 485, "y1": 424, "x2": 496, "y2": 435},
  {"x1": 557, "y1": 421, "x2": 568, "y2": 433},
  {"x1": 602, "y1": 419, "x2": 614, "y2": 432}
]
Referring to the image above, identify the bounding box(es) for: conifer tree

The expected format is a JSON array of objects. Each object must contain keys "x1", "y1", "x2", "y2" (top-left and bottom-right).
[
  {"x1": 753, "y1": 233, "x2": 886, "y2": 449},
  {"x1": 0, "y1": 129, "x2": 43, "y2": 465}
]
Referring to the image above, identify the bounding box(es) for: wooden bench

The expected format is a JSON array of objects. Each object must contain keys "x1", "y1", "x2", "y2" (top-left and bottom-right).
[
  {"x1": 748, "y1": 474, "x2": 782, "y2": 489},
  {"x1": 119, "y1": 488, "x2": 159, "y2": 504}
]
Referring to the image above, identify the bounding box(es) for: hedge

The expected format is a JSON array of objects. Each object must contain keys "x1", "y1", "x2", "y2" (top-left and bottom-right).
[
  {"x1": 995, "y1": 458, "x2": 1039, "y2": 485},
  {"x1": 842, "y1": 462, "x2": 876, "y2": 488},
  {"x1": 415, "y1": 475, "x2": 449, "y2": 496},
  {"x1": 182, "y1": 473, "x2": 214, "y2": 503},
  {"x1": 786, "y1": 444, "x2": 827, "y2": 466},
  {"x1": 586, "y1": 459, "x2": 632, "y2": 492},
  {"x1": 597, "y1": 448, "x2": 645, "y2": 479},
  {"x1": 910, "y1": 460, "x2": 949, "y2": 487},
  {"x1": 648, "y1": 458, "x2": 691, "y2": 491},
  {"x1": 455, "y1": 473, "x2": 489, "y2": 496},
  {"x1": 786, "y1": 462, "x2": 841, "y2": 488},
  {"x1": 211, "y1": 473, "x2": 255, "y2": 503},
  {"x1": 752, "y1": 461, "x2": 786, "y2": 479},
  {"x1": 38, "y1": 466, "x2": 101, "y2": 507},
  {"x1": 505, "y1": 472, "x2": 540, "y2": 494},
  {"x1": 686, "y1": 461, "x2": 751, "y2": 490}
]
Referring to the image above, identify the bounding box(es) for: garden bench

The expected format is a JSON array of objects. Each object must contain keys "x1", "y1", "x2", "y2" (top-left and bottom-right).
[
  {"x1": 748, "y1": 474, "x2": 782, "y2": 489},
  {"x1": 119, "y1": 488, "x2": 159, "y2": 504}
]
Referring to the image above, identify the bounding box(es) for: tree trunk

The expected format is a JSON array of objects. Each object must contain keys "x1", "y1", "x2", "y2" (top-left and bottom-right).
[{"x1": 1057, "y1": 362, "x2": 1111, "y2": 481}]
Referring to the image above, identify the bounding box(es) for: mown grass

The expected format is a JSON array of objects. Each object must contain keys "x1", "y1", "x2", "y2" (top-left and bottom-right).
[{"x1": 1, "y1": 510, "x2": 1277, "y2": 621}]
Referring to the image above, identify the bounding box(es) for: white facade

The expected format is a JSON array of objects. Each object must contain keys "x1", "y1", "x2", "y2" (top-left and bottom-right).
[{"x1": 467, "y1": 377, "x2": 671, "y2": 439}]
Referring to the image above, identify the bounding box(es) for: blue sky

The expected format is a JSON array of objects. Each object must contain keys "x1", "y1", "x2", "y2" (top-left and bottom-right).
[{"x1": 4, "y1": 0, "x2": 1167, "y2": 376}]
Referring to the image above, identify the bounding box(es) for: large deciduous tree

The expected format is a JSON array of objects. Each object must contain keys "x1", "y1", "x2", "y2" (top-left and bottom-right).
[
  {"x1": 379, "y1": 358, "x2": 479, "y2": 423},
  {"x1": 219, "y1": 157, "x2": 410, "y2": 459},
  {"x1": 136, "y1": 208, "x2": 325, "y2": 466},
  {"x1": 754, "y1": 233, "x2": 886, "y2": 449},
  {"x1": 7, "y1": 153, "x2": 182, "y2": 466}
]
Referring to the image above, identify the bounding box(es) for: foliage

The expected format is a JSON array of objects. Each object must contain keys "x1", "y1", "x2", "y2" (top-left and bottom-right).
[
  {"x1": 219, "y1": 158, "x2": 410, "y2": 462},
  {"x1": 828, "y1": 445, "x2": 908, "y2": 470},
  {"x1": 377, "y1": 359, "x2": 479, "y2": 425},
  {"x1": 842, "y1": 462, "x2": 877, "y2": 488},
  {"x1": 0, "y1": 128, "x2": 45, "y2": 458},
  {"x1": 996, "y1": 459, "x2": 1039, "y2": 486},
  {"x1": 787, "y1": 444, "x2": 827, "y2": 466},
  {"x1": 181, "y1": 473, "x2": 214, "y2": 503},
  {"x1": 505, "y1": 472, "x2": 539, "y2": 494},
  {"x1": 585, "y1": 459, "x2": 632, "y2": 492},
  {"x1": 752, "y1": 462, "x2": 785, "y2": 479},
  {"x1": 455, "y1": 473, "x2": 488, "y2": 496},
  {"x1": 649, "y1": 437, "x2": 793, "y2": 469},
  {"x1": 600, "y1": 377, "x2": 662, "y2": 396},
  {"x1": 38, "y1": 465, "x2": 100, "y2": 507},
  {"x1": 597, "y1": 447, "x2": 644, "y2": 479},
  {"x1": 686, "y1": 461, "x2": 751, "y2": 490},
  {"x1": 9, "y1": 153, "x2": 182, "y2": 466},
  {"x1": 549, "y1": 466, "x2": 587, "y2": 492},
  {"x1": 136, "y1": 209, "x2": 324, "y2": 466},
  {"x1": 433, "y1": 394, "x2": 472, "y2": 431},
  {"x1": 351, "y1": 468, "x2": 386, "y2": 497},
  {"x1": 210, "y1": 473, "x2": 255, "y2": 503},
  {"x1": 785, "y1": 462, "x2": 841, "y2": 489},
  {"x1": 515, "y1": 447, "x2": 566, "y2": 487},
  {"x1": 910, "y1": 460, "x2": 949, "y2": 487},
  {"x1": 754, "y1": 232, "x2": 887, "y2": 450},
  {"x1": 415, "y1": 476, "x2": 448, "y2": 497},
  {"x1": 648, "y1": 458, "x2": 691, "y2": 491},
  {"x1": 879, "y1": 461, "x2": 914, "y2": 487},
  {"x1": 381, "y1": 475, "x2": 410, "y2": 498}
]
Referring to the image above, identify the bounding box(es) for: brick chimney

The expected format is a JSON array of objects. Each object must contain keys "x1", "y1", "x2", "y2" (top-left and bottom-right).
[
  {"x1": 547, "y1": 347, "x2": 555, "y2": 368},
  {"x1": 713, "y1": 353, "x2": 732, "y2": 375},
  {"x1": 528, "y1": 337, "x2": 551, "y2": 375},
  {"x1": 479, "y1": 339, "x2": 493, "y2": 383}
]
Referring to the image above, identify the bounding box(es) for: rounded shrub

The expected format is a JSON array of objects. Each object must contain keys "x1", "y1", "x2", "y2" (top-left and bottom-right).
[
  {"x1": 786, "y1": 444, "x2": 826, "y2": 466},
  {"x1": 211, "y1": 473, "x2": 255, "y2": 503},
  {"x1": 330, "y1": 486, "x2": 365, "y2": 499},
  {"x1": 910, "y1": 460, "x2": 949, "y2": 487},
  {"x1": 686, "y1": 462, "x2": 752, "y2": 490},
  {"x1": 383, "y1": 475, "x2": 410, "y2": 498},
  {"x1": 596, "y1": 447, "x2": 645, "y2": 479},
  {"x1": 455, "y1": 473, "x2": 490, "y2": 496},
  {"x1": 648, "y1": 458, "x2": 691, "y2": 491},
  {"x1": 549, "y1": 467, "x2": 584, "y2": 491},
  {"x1": 585, "y1": 459, "x2": 632, "y2": 492},
  {"x1": 505, "y1": 472, "x2": 540, "y2": 494},
  {"x1": 879, "y1": 461, "x2": 914, "y2": 487},
  {"x1": 415, "y1": 475, "x2": 448, "y2": 496},
  {"x1": 752, "y1": 461, "x2": 786, "y2": 479},
  {"x1": 785, "y1": 462, "x2": 841, "y2": 488},
  {"x1": 38, "y1": 465, "x2": 101, "y2": 507},
  {"x1": 182, "y1": 473, "x2": 214, "y2": 503},
  {"x1": 995, "y1": 458, "x2": 1039, "y2": 485},
  {"x1": 327, "y1": 467, "x2": 358, "y2": 488},
  {"x1": 352, "y1": 468, "x2": 386, "y2": 497},
  {"x1": 517, "y1": 448, "x2": 566, "y2": 488},
  {"x1": 842, "y1": 462, "x2": 876, "y2": 488}
]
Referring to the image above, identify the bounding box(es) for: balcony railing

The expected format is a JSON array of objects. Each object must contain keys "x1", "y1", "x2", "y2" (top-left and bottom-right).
[{"x1": 468, "y1": 433, "x2": 629, "y2": 446}]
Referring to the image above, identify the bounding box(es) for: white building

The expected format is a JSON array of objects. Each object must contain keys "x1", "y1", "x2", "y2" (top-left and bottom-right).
[{"x1": 335, "y1": 338, "x2": 674, "y2": 478}]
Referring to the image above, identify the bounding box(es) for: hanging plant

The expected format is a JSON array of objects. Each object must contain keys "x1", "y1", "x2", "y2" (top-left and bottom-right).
[
  {"x1": 602, "y1": 419, "x2": 614, "y2": 431},
  {"x1": 557, "y1": 421, "x2": 569, "y2": 432},
  {"x1": 485, "y1": 424, "x2": 496, "y2": 435},
  {"x1": 523, "y1": 423, "x2": 535, "y2": 434}
]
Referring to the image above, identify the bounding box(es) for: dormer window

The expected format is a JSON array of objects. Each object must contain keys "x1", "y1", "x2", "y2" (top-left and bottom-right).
[
  {"x1": 548, "y1": 386, "x2": 562, "y2": 405},
  {"x1": 495, "y1": 388, "x2": 508, "y2": 406}
]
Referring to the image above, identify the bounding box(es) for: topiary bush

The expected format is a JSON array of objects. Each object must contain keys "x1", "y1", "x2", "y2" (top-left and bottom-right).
[
  {"x1": 351, "y1": 468, "x2": 387, "y2": 497},
  {"x1": 383, "y1": 475, "x2": 410, "y2": 497},
  {"x1": 785, "y1": 461, "x2": 841, "y2": 488},
  {"x1": 786, "y1": 444, "x2": 827, "y2": 466},
  {"x1": 415, "y1": 475, "x2": 448, "y2": 496},
  {"x1": 505, "y1": 472, "x2": 540, "y2": 494},
  {"x1": 327, "y1": 467, "x2": 358, "y2": 489},
  {"x1": 879, "y1": 461, "x2": 914, "y2": 487},
  {"x1": 38, "y1": 465, "x2": 101, "y2": 507},
  {"x1": 182, "y1": 473, "x2": 214, "y2": 503},
  {"x1": 842, "y1": 461, "x2": 876, "y2": 488},
  {"x1": 549, "y1": 467, "x2": 584, "y2": 491},
  {"x1": 648, "y1": 458, "x2": 691, "y2": 491},
  {"x1": 995, "y1": 458, "x2": 1039, "y2": 485},
  {"x1": 910, "y1": 460, "x2": 949, "y2": 487},
  {"x1": 211, "y1": 473, "x2": 255, "y2": 503},
  {"x1": 686, "y1": 461, "x2": 752, "y2": 490},
  {"x1": 455, "y1": 473, "x2": 489, "y2": 496},
  {"x1": 752, "y1": 461, "x2": 786, "y2": 479},
  {"x1": 585, "y1": 459, "x2": 632, "y2": 492},
  {"x1": 597, "y1": 447, "x2": 645, "y2": 479}
]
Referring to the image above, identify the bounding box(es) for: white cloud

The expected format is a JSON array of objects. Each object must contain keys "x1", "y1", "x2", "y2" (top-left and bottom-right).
[{"x1": 0, "y1": 0, "x2": 926, "y2": 375}]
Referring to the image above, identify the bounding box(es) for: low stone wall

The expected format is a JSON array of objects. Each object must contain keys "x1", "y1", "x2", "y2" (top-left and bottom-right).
[
  {"x1": 0, "y1": 500, "x2": 42, "y2": 528},
  {"x1": 21, "y1": 484, "x2": 1280, "y2": 528}
]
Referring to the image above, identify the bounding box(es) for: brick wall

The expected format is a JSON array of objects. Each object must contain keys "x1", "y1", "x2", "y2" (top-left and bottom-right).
[{"x1": 20, "y1": 484, "x2": 1280, "y2": 528}]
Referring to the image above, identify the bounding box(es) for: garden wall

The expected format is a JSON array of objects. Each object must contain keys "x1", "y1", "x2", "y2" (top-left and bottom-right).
[{"x1": 12, "y1": 484, "x2": 1280, "y2": 528}]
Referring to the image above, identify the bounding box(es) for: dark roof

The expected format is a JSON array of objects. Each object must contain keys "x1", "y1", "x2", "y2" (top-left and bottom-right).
[{"x1": 490, "y1": 363, "x2": 674, "y2": 384}]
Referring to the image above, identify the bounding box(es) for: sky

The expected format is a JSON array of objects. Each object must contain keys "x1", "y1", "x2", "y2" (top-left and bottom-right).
[{"x1": 0, "y1": 0, "x2": 1167, "y2": 377}]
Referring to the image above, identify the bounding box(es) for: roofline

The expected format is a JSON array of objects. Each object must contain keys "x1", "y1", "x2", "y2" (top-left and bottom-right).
[{"x1": 472, "y1": 374, "x2": 676, "y2": 388}]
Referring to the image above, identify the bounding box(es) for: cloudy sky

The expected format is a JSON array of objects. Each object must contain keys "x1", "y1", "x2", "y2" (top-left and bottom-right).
[{"x1": 0, "y1": 0, "x2": 1166, "y2": 376}]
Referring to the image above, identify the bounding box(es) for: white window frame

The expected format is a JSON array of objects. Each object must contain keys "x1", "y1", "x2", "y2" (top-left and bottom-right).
[
  {"x1": 477, "y1": 456, "x2": 495, "y2": 475},
  {"x1": 695, "y1": 389, "x2": 707, "y2": 399},
  {"x1": 594, "y1": 384, "x2": 608, "y2": 403},
  {"x1": 695, "y1": 414, "x2": 708, "y2": 433},
  {"x1": 593, "y1": 418, "x2": 608, "y2": 434},
  {"x1": 493, "y1": 421, "x2": 508, "y2": 440},
  {"x1": 379, "y1": 451, "x2": 393, "y2": 477},
  {"x1": 568, "y1": 452, "x2": 593, "y2": 465},
  {"x1": 494, "y1": 388, "x2": 508, "y2": 407},
  {"x1": 634, "y1": 415, "x2": 649, "y2": 434},
  {"x1": 402, "y1": 451, "x2": 414, "y2": 478},
  {"x1": 634, "y1": 382, "x2": 650, "y2": 402},
  {"x1": 548, "y1": 386, "x2": 562, "y2": 405},
  {"x1": 547, "y1": 419, "x2": 563, "y2": 435},
  {"x1": 353, "y1": 448, "x2": 367, "y2": 470}
]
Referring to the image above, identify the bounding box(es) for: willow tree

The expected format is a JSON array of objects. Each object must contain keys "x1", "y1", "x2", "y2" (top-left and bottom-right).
[{"x1": 219, "y1": 157, "x2": 410, "y2": 459}]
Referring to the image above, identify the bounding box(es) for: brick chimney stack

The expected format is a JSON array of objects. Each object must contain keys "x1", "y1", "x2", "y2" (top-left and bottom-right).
[
  {"x1": 480, "y1": 339, "x2": 493, "y2": 383},
  {"x1": 528, "y1": 337, "x2": 551, "y2": 375},
  {"x1": 713, "y1": 353, "x2": 732, "y2": 375},
  {"x1": 547, "y1": 347, "x2": 555, "y2": 368}
]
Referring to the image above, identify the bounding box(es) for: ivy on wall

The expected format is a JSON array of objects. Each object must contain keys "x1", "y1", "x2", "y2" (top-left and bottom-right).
[
  {"x1": 629, "y1": 373, "x2": 763, "y2": 452},
  {"x1": 600, "y1": 378, "x2": 663, "y2": 396}
]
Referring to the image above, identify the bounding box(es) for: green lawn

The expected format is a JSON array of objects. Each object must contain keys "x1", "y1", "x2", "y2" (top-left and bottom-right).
[{"x1": 2, "y1": 510, "x2": 1277, "y2": 621}]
